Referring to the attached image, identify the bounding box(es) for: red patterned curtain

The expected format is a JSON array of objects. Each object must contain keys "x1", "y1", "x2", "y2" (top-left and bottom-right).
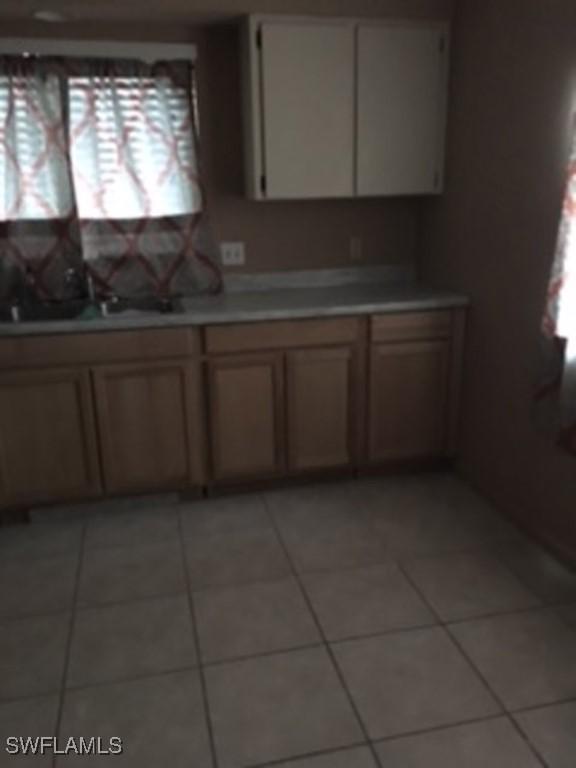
[
  {"x1": 539, "y1": 123, "x2": 576, "y2": 454},
  {"x1": 0, "y1": 56, "x2": 221, "y2": 301},
  {"x1": 0, "y1": 57, "x2": 82, "y2": 300}
]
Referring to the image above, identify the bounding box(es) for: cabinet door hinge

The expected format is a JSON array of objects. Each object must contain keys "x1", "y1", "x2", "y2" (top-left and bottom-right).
[
  {"x1": 260, "y1": 174, "x2": 267, "y2": 196},
  {"x1": 256, "y1": 27, "x2": 263, "y2": 49}
]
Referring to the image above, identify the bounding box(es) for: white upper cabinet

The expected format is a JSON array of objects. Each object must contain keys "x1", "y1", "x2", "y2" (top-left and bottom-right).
[
  {"x1": 244, "y1": 19, "x2": 355, "y2": 200},
  {"x1": 243, "y1": 16, "x2": 449, "y2": 200},
  {"x1": 357, "y1": 25, "x2": 448, "y2": 196}
]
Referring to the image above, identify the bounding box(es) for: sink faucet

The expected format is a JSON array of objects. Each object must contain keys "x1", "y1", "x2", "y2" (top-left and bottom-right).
[
  {"x1": 63, "y1": 265, "x2": 97, "y2": 302},
  {"x1": 9, "y1": 264, "x2": 38, "y2": 312},
  {"x1": 64, "y1": 267, "x2": 85, "y2": 299},
  {"x1": 86, "y1": 269, "x2": 96, "y2": 302}
]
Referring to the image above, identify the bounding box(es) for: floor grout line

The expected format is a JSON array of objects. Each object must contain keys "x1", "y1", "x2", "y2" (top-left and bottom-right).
[
  {"x1": 262, "y1": 495, "x2": 386, "y2": 768},
  {"x1": 0, "y1": 664, "x2": 199, "y2": 706},
  {"x1": 0, "y1": 546, "x2": 85, "y2": 566},
  {"x1": 61, "y1": 664, "x2": 202, "y2": 694},
  {"x1": 50, "y1": 520, "x2": 87, "y2": 768},
  {"x1": 389, "y1": 545, "x2": 551, "y2": 768},
  {"x1": 82, "y1": 535, "x2": 182, "y2": 555},
  {"x1": 510, "y1": 694, "x2": 576, "y2": 715},
  {"x1": 201, "y1": 641, "x2": 325, "y2": 669},
  {"x1": 0, "y1": 606, "x2": 78, "y2": 626},
  {"x1": 5, "y1": 644, "x2": 576, "y2": 714},
  {"x1": 1, "y1": 560, "x2": 561, "y2": 633},
  {"x1": 442, "y1": 603, "x2": 564, "y2": 628},
  {"x1": 73, "y1": 588, "x2": 189, "y2": 613},
  {"x1": 177, "y1": 512, "x2": 220, "y2": 768},
  {"x1": 443, "y1": 625, "x2": 551, "y2": 768},
  {"x1": 368, "y1": 712, "x2": 514, "y2": 747},
  {"x1": 3, "y1": 479, "x2": 576, "y2": 767},
  {"x1": 505, "y1": 718, "x2": 553, "y2": 768},
  {"x1": 245, "y1": 742, "x2": 371, "y2": 768},
  {"x1": 341, "y1": 496, "x2": 559, "y2": 765}
]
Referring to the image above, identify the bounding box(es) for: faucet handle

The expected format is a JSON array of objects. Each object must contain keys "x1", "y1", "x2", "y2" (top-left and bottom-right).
[
  {"x1": 23, "y1": 265, "x2": 37, "y2": 293},
  {"x1": 85, "y1": 270, "x2": 96, "y2": 302},
  {"x1": 99, "y1": 295, "x2": 119, "y2": 317},
  {"x1": 63, "y1": 267, "x2": 78, "y2": 283}
]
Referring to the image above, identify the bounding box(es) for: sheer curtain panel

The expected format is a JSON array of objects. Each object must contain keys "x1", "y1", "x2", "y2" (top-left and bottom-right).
[
  {"x1": 68, "y1": 61, "x2": 202, "y2": 220},
  {"x1": 540, "y1": 121, "x2": 576, "y2": 454},
  {"x1": 0, "y1": 55, "x2": 220, "y2": 300},
  {"x1": 67, "y1": 59, "x2": 220, "y2": 297},
  {"x1": 0, "y1": 57, "x2": 81, "y2": 300}
]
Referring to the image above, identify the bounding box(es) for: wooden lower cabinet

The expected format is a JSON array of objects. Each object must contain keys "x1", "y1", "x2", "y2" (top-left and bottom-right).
[
  {"x1": 208, "y1": 353, "x2": 285, "y2": 481},
  {"x1": 0, "y1": 368, "x2": 100, "y2": 506},
  {"x1": 92, "y1": 360, "x2": 205, "y2": 494},
  {"x1": 286, "y1": 346, "x2": 356, "y2": 471},
  {"x1": 0, "y1": 310, "x2": 465, "y2": 508},
  {"x1": 368, "y1": 339, "x2": 450, "y2": 462}
]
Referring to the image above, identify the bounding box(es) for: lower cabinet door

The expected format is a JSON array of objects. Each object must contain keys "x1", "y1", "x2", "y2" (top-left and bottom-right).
[
  {"x1": 286, "y1": 346, "x2": 356, "y2": 471},
  {"x1": 93, "y1": 361, "x2": 205, "y2": 494},
  {"x1": 208, "y1": 353, "x2": 284, "y2": 481},
  {"x1": 369, "y1": 340, "x2": 450, "y2": 462},
  {"x1": 0, "y1": 368, "x2": 100, "y2": 506}
]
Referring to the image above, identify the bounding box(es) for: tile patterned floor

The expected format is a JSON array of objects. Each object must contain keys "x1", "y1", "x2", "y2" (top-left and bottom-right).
[{"x1": 1, "y1": 473, "x2": 576, "y2": 767}]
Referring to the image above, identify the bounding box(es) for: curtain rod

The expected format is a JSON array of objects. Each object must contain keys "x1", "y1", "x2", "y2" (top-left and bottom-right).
[{"x1": 0, "y1": 38, "x2": 197, "y2": 64}]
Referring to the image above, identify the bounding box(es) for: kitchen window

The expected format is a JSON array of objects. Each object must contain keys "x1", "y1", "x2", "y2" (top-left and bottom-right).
[
  {"x1": 68, "y1": 68, "x2": 201, "y2": 220},
  {"x1": 0, "y1": 40, "x2": 220, "y2": 300}
]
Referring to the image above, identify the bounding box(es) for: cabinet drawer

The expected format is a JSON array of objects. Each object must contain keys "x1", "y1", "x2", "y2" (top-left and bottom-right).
[
  {"x1": 205, "y1": 317, "x2": 360, "y2": 354},
  {"x1": 0, "y1": 328, "x2": 201, "y2": 370},
  {"x1": 371, "y1": 311, "x2": 452, "y2": 343}
]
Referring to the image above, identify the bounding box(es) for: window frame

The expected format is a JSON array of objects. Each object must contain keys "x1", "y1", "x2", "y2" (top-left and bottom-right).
[
  {"x1": 0, "y1": 38, "x2": 196, "y2": 65},
  {"x1": 0, "y1": 38, "x2": 200, "y2": 222}
]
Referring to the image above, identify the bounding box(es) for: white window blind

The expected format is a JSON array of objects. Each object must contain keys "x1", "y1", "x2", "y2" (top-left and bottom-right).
[
  {"x1": 68, "y1": 72, "x2": 202, "y2": 220},
  {"x1": 0, "y1": 70, "x2": 74, "y2": 220}
]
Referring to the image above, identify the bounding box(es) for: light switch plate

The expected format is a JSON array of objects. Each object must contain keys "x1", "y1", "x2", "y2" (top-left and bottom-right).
[{"x1": 220, "y1": 242, "x2": 246, "y2": 266}]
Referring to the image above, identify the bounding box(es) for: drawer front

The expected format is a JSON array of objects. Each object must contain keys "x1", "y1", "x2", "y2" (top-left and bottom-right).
[
  {"x1": 371, "y1": 310, "x2": 452, "y2": 343},
  {"x1": 205, "y1": 317, "x2": 361, "y2": 354},
  {"x1": 0, "y1": 327, "x2": 201, "y2": 370}
]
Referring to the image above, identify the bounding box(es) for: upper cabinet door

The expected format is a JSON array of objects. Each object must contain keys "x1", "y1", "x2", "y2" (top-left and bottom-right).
[
  {"x1": 357, "y1": 24, "x2": 449, "y2": 196},
  {"x1": 251, "y1": 20, "x2": 355, "y2": 199}
]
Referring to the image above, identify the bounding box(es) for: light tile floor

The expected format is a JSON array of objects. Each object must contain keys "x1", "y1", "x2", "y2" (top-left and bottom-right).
[{"x1": 1, "y1": 473, "x2": 576, "y2": 767}]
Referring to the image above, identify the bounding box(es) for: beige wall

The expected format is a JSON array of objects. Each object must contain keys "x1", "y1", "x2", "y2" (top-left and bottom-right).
[
  {"x1": 198, "y1": 24, "x2": 418, "y2": 272},
  {"x1": 2, "y1": 0, "x2": 450, "y2": 273},
  {"x1": 0, "y1": 0, "x2": 453, "y2": 24},
  {"x1": 422, "y1": 0, "x2": 576, "y2": 559}
]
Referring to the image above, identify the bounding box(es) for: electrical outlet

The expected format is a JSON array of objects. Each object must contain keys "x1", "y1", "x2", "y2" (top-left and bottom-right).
[
  {"x1": 350, "y1": 236, "x2": 363, "y2": 263},
  {"x1": 220, "y1": 242, "x2": 246, "y2": 267}
]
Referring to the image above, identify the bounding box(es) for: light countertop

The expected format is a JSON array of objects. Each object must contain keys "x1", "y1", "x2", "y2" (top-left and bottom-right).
[{"x1": 0, "y1": 283, "x2": 469, "y2": 338}]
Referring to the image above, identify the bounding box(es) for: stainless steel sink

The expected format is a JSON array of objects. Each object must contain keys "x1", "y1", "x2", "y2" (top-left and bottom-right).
[
  {"x1": 0, "y1": 299, "x2": 95, "y2": 323},
  {"x1": 101, "y1": 297, "x2": 177, "y2": 316},
  {"x1": 0, "y1": 296, "x2": 179, "y2": 323}
]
